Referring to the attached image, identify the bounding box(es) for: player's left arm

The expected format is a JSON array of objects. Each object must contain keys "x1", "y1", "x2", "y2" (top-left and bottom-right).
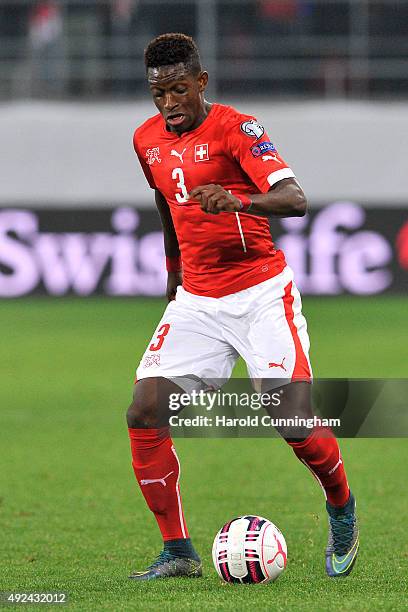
[
  {"x1": 189, "y1": 178, "x2": 306, "y2": 218},
  {"x1": 189, "y1": 116, "x2": 307, "y2": 217}
]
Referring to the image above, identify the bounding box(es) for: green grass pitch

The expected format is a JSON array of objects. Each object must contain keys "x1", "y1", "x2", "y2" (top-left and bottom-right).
[{"x1": 1, "y1": 297, "x2": 407, "y2": 611}]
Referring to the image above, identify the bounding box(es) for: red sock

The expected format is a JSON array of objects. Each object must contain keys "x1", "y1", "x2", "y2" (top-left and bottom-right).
[
  {"x1": 128, "y1": 427, "x2": 189, "y2": 541},
  {"x1": 287, "y1": 427, "x2": 350, "y2": 507}
]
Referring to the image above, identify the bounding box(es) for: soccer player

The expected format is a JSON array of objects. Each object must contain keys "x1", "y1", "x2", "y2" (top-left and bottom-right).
[{"x1": 127, "y1": 33, "x2": 359, "y2": 580}]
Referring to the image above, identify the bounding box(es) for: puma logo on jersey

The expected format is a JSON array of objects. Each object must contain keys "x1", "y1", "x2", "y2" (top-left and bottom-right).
[
  {"x1": 268, "y1": 357, "x2": 287, "y2": 371},
  {"x1": 262, "y1": 154, "x2": 281, "y2": 163},
  {"x1": 140, "y1": 471, "x2": 174, "y2": 487},
  {"x1": 171, "y1": 147, "x2": 187, "y2": 163}
]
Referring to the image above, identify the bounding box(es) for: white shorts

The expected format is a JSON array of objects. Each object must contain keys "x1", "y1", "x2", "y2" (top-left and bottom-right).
[{"x1": 136, "y1": 266, "x2": 312, "y2": 393}]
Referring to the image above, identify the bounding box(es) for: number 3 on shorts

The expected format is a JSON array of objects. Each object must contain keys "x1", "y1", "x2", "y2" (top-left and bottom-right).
[{"x1": 149, "y1": 323, "x2": 171, "y2": 351}]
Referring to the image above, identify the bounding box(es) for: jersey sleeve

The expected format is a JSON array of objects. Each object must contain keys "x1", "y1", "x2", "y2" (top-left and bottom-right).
[
  {"x1": 133, "y1": 131, "x2": 157, "y2": 190},
  {"x1": 227, "y1": 117, "x2": 296, "y2": 193}
]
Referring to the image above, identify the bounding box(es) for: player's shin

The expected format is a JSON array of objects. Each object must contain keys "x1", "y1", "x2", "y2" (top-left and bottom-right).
[
  {"x1": 287, "y1": 427, "x2": 350, "y2": 507},
  {"x1": 128, "y1": 427, "x2": 191, "y2": 541}
]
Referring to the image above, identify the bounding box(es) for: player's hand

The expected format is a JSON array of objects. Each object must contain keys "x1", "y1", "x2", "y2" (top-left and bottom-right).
[
  {"x1": 189, "y1": 184, "x2": 242, "y2": 215},
  {"x1": 166, "y1": 271, "x2": 183, "y2": 302}
]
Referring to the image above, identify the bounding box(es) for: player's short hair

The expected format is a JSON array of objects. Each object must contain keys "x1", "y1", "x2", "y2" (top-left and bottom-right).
[{"x1": 144, "y1": 33, "x2": 202, "y2": 76}]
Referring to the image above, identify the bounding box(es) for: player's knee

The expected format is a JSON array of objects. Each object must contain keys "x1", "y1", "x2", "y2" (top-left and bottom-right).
[
  {"x1": 126, "y1": 379, "x2": 161, "y2": 428},
  {"x1": 127, "y1": 398, "x2": 157, "y2": 428},
  {"x1": 271, "y1": 382, "x2": 313, "y2": 441}
]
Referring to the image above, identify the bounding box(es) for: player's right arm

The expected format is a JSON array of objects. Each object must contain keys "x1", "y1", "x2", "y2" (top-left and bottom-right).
[
  {"x1": 155, "y1": 189, "x2": 182, "y2": 302},
  {"x1": 133, "y1": 130, "x2": 182, "y2": 302}
]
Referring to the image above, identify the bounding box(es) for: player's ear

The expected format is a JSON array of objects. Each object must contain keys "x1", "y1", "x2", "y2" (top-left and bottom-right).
[{"x1": 197, "y1": 71, "x2": 208, "y2": 92}]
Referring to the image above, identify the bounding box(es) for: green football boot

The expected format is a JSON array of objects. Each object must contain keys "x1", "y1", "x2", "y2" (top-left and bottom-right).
[
  {"x1": 129, "y1": 550, "x2": 202, "y2": 581},
  {"x1": 326, "y1": 491, "x2": 359, "y2": 577}
]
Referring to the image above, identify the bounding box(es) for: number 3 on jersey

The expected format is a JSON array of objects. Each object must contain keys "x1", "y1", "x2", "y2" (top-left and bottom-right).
[
  {"x1": 149, "y1": 323, "x2": 170, "y2": 351},
  {"x1": 172, "y1": 168, "x2": 189, "y2": 203}
]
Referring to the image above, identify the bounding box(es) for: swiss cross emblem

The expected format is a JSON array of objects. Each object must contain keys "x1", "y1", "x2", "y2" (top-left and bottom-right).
[
  {"x1": 194, "y1": 143, "x2": 209, "y2": 162},
  {"x1": 146, "y1": 147, "x2": 161, "y2": 165}
]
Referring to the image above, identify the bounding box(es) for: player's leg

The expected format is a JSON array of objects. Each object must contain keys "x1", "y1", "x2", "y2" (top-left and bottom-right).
[
  {"x1": 126, "y1": 289, "x2": 238, "y2": 580},
  {"x1": 268, "y1": 275, "x2": 359, "y2": 577},
  {"x1": 273, "y1": 383, "x2": 359, "y2": 578},
  {"x1": 264, "y1": 382, "x2": 350, "y2": 506},
  {"x1": 224, "y1": 267, "x2": 359, "y2": 577},
  {"x1": 127, "y1": 376, "x2": 202, "y2": 580}
]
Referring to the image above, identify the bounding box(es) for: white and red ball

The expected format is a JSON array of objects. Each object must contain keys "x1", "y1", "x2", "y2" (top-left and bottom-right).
[{"x1": 212, "y1": 515, "x2": 287, "y2": 584}]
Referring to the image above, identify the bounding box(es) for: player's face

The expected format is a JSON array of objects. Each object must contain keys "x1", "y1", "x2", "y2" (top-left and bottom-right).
[{"x1": 147, "y1": 63, "x2": 209, "y2": 134}]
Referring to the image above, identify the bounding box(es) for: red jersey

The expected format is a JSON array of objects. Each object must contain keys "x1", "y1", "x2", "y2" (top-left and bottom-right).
[{"x1": 133, "y1": 103, "x2": 295, "y2": 297}]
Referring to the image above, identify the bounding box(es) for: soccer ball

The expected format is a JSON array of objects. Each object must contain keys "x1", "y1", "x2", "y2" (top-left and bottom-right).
[{"x1": 212, "y1": 515, "x2": 287, "y2": 584}]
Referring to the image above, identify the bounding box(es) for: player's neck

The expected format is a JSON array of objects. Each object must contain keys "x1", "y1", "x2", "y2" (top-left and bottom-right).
[{"x1": 196, "y1": 100, "x2": 212, "y2": 128}]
